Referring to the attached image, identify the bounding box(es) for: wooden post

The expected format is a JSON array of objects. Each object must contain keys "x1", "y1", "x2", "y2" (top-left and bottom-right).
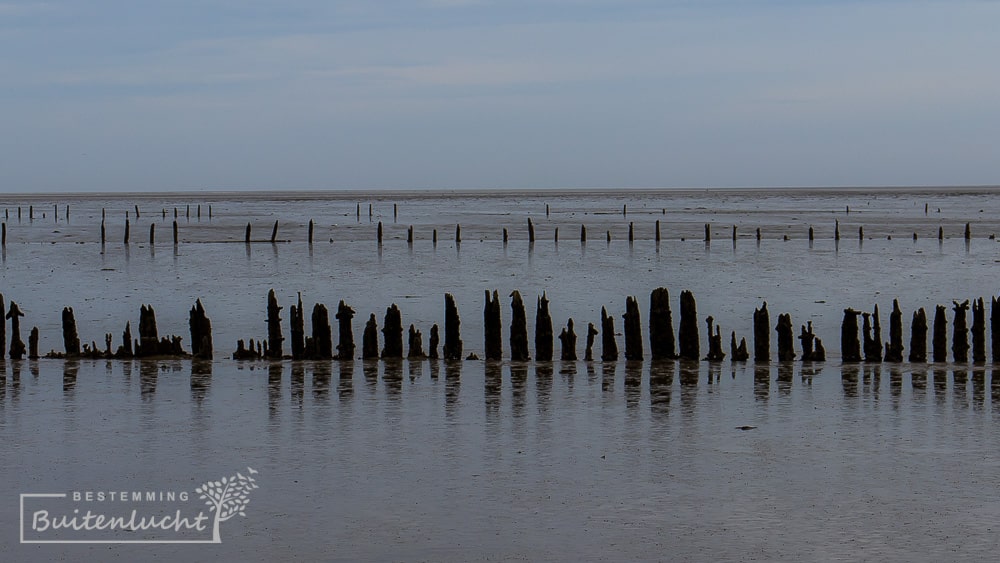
[
  {"x1": 528, "y1": 218, "x2": 535, "y2": 243},
  {"x1": 149, "y1": 223, "x2": 155, "y2": 244},
  {"x1": 1, "y1": 223, "x2": 5, "y2": 247},
  {"x1": 965, "y1": 223, "x2": 971, "y2": 240},
  {"x1": 270, "y1": 220, "x2": 278, "y2": 243},
  {"x1": 308, "y1": 220, "x2": 314, "y2": 244},
  {"x1": 704, "y1": 223, "x2": 711, "y2": 242},
  {"x1": 808, "y1": 226, "x2": 814, "y2": 241},
  {"x1": 628, "y1": 222, "x2": 634, "y2": 242},
  {"x1": 245, "y1": 223, "x2": 251, "y2": 243},
  {"x1": 502, "y1": 228, "x2": 508, "y2": 244},
  {"x1": 101, "y1": 220, "x2": 106, "y2": 244},
  {"x1": 377, "y1": 221, "x2": 383, "y2": 245},
  {"x1": 455, "y1": 224, "x2": 461, "y2": 243},
  {"x1": 124, "y1": 219, "x2": 130, "y2": 244},
  {"x1": 173, "y1": 221, "x2": 178, "y2": 244},
  {"x1": 655, "y1": 220, "x2": 661, "y2": 242},
  {"x1": 581, "y1": 225, "x2": 587, "y2": 242},
  {"x1": 407, "y1": 225, "x2": 413, "y2": 244}
]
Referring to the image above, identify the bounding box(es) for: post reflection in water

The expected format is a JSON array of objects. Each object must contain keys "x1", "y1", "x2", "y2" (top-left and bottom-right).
[
  {"x1": 267, "y1": 362, "x2": 282, "y2": 419},
  {"x1": 312, "y1": 361, "x2": 331, "y2": 403},
  {"x1": 648, "y1": 360, "x2": 674, "y2": 419},
  {"x1": 931, "y1": 367, "x2": 947, "y2": 407},
  {"x1": 776, "y1": 363, "x2": 793, "y2": 396},
  {"x1": 754, "y1": 363, "x2": 771, "y2": 401},
  {"x1": 338, "y1": 361, "x2": 354, "y2": 401},
  {"x1": 139, "y1": 360, "x2": 157, "y2": 400},
  {"x1": 559, "y1": 360, "x2": 576, "y2": 393},
  {"x1": 911, "y1": 366, "x2": 927, "y2": 398},
  {"x1": 801, "y1": 362, "x2": 821, "y2": 386},
  {"x1": 0, "y1": 363, "x2": 6, "y2": 402},
  {"x1": 383, "y1": 360, "x2": 403, "y2": 400},
  {"x1": 678, "y1": 361, "x2": 698, "y2": 415},
  {"x1": 706, "y1": 361, "x2": 721, "y2": 387},
  {"x1": 408, "y1": 359, "x2": 422, "y2": 382},
  {"x1": 970, "y1": 367, "x2": 986, "y2": 409},
  {"x1": 624, "y1": 361, "x2": 641, "y2": 408},
  {"x1": 991, "y1": 369, "x2": 1000, "y2": 404},
  {"x1": 600, "y1": 361, "x2": 614, "y2": 394},
  {"x1": 864, "y1": 364, "x2": 881, "y2": 403},
  {"x1": 484, "y1": 361, "x2": 502, "y2": 422},
  {"x1": 888, "y1": 365, "x2": 902, "y2": 409},
  {"x1": 510, "y1": 362, "x2": 527, "y2": 418},
  {"x1": 362, "y1": 360, "x2": 378, "y2": 393},
  {"x1": 29, "y1": 359, "x2": 39, "y2": 379},
  {"x1": 9, "y1": 361, "x2": 20, "y2": 402},
  {"x1": 444, "y1": 360, "x2": 461, "y2": 414},
  {"x1": 429, "y1": 359, "x2": 440, "y2": 380},
  {"x1": 290, "y1": 362, "x2": 305, "y2": 410},
  {"x1": 535, "y1": 363, "x2": 553, "y2": 416},
  {"x1": 952, "y1": 368, "x2": 968, "y2": 410},
  {"x1": 190, "y1": 360, "x2": 212, "y2": 405}
]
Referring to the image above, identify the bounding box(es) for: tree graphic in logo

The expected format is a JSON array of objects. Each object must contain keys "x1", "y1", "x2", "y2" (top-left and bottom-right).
[{"x1": 195, "y1": 467, "x2": 259, "y2": 543}]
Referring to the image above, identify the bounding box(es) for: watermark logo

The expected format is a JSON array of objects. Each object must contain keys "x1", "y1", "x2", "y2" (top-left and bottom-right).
[{"x1": 20, "y1": 467, "x2": 259, "y2": 544}]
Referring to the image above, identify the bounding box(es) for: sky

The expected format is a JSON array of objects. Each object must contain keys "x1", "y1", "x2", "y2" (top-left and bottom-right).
[{"x1": 1, "y1": 0, "x2": 999, "y2": 193}]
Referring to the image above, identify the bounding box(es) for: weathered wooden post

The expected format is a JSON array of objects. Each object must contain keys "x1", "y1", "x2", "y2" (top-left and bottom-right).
[
  {"x1": 484, "y1": 290, "x2": 502, "y2": 360},
  {"x1": 407, "y1": 325, "x2": 425, "y2": 358},
  {"x1": 290, "y1": 293, "x2": 305, "y2": 360},
  {"x1": 335, "y1": 301, "x2": 356, "y2": 360},
  {"x1": 509, "y1": 291, "x2": 530, "y2": 361},
  {"x1": 678, "y1": 290, "x2": 699, "y2": 361},
  {"x1": 623, "y1": 296, "x2": 642, "y2": 361},
  {"x1": 776, "y1": 313, "x2": 795, "y2": 361},
  {"x1": 965, "y1": 223, "x2": 971, "y2": 240},
  {"x1": 444, "y1": 293, "x2": 463, "y2": 361},
  {"x1": 754, "y1": 302, "x2": 770, "y2": 363},
  {"x1": 245, "y1": 223, "x2": 252, "y2": 243},
  {"x1": 932, "y1": 305, "x2": 947, "y2": 363},
  {"x1": 559, "y1": 319, "x2": 577, "y2": 361},
  {"x1": 362, "y1": 314, "x2": 378, "y2": 359},
  {"x1": 428, "y1": 325, "x2": 440, "y2": 359},
  {"x1": 704, "y1": 224, "x2": 711, "y2": 242},
  {"x1": 885, "y1": 299, "x2": 904, "y2": 362},
  {"x1": 407, "y1": 226, "x2": 413, "y2": 244},
  {"x1": 909, "y1": 308, "x2": 927, "y2": 362},
  {"x1": 377, "y1": 221, "x2": 383, "y2": 245},
  {"x1": 972, "y1": 297, "x2": 986, "y2": 363},
  {"x1": 308, "y1": 220, "x2": 314, "y2": 244},
  {"x1": 655, "y1": 220, "x2": 661, "y2": 242},
  {"x1": 1, "y1": 223, "x2": 5, "y2": 247},
  {"x1": 808, "y1": 226, "x2": 814, "y2": 241},
  {"x1": 952, "y1": 300, "x2": 970, "y2": 362},
  {"x1": 7, "y1": 301, "x2": 25, "y2": 359},
  {"x1": 731, "y1": 332, "x2": 749, "y2": 361},
  {"x1": 649, "y1": 288, "x2": 677, "y2": 360},
  {"x1": 841, "y1": 308, "x2": 862, "y2": 362},
  {"x1": 62, "y1": 307, "x2": 81, "y2": 357},
  {"x1": 149, "y1": 223, "x2": 155, "y2": 245},
  {"x1": 189, "y1": 299, "x2": 213, "y2": 360},
  {"x1": 535, "y1": 293, "x2": 553, "y2": 361},
  {"x1": 455, "y1": 224, "x2": 461, "y2": 243},
  {"x1": 992, "y1": 297, "x2": 1000, "y2": 363},
  {"x1": 600, "y1": 307, "x2": 618, "y2": 361},
  {"x1": 628, "y1": 222, "x2": 634, "y2": 243},
  {"x1": 381, "y1": 304, "x2": 403, "y2": 358},
  {"x1": 29, "y1": 327, "x2": 39, "y2": 360},
  {"x1": 862, "y1": 305, "x2": 882, "y2": 362},
  {"x1": 266, "y1": 289, "x2": 283, "y2": 359},
  {"x1": 704, "y1": 316, "x2": 725, "y2": 361},
  {"x1": 173, "y1": 221, "x2": 178, "y2": 244},
  {"x1": 835, "y1": 220, "x2": 840, "y2": 241},
  {"x1": 270, "y1": 220, "x2": 278, "y2": 243},
  {"x1": 124, "y1": 219, "x2": 130, "y2": 244},
  {"x1": 528, "y1": 218, "x2": 535, "y2": 243},
  {"x1": 584, "y1": 322, "x2": 598, "y2": 361}
]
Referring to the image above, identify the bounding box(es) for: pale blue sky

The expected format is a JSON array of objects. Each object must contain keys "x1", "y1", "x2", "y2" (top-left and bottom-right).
[{"x1": 1, "y1": 0, "x2": 998, "y2": 192}]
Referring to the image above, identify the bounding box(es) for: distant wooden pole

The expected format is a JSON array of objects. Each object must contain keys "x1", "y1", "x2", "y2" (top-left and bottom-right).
[
  {"x1": 704, "y1": 223, "x2": 711, "y2": 242},
  {"x1": 149, "y1": 223, "x2": 155, "y2": 244},
  {"x1": 173, "y1": 221, "x2": 178, "y2": 244},
  {"x1": 655, "y1": 220, "x2": 660, "y2": 242},
  {"x1": 528, "y1": 218, "x2": 535, "y2": 243},
  {"x1": 308, "y1": 220, "x2": 314, "y2": 244},
  {"x1": 245, "y1": 223, "x2": 251, "y2": 243},
  {"x1": 808, "y1": 226, "x2": 814, "y2": 241},
  {"x1": 581, "y1": 225, "x2": 587, "y2": 242},
  {"x1": 134, "y1": 205, "x2": 140, "y2": 218},
  {"x1": 407, "y1": 225, "x2": 413, "y2": 244},
  {"x1": 455, "y1": 224, "x2": 461, "y2": 243},
  {"x1": 101, "y1": 220, "x2": 106, "y2": 244},
  {"x1": 270, "y1": 220, "x2": 278, "y2": 243},
  {"x1": 1, "y1": 223, "x2": 5, "y2": 247},
  {"x1": 377, "y1": 221, "x2": 383, "y2": 245},
  {"x1": 503, "y1": 228, "x2": 508, "y2": 244},
  {"x1": 124, "y1": 219, "x2": 130, "y2": 244},
  {"x1": 628, "y1": 222, "x2": 634, "y2": 242}
]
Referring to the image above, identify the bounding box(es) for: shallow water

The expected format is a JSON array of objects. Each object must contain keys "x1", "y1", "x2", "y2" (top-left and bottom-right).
[
  {"x1": 2, "y1": 358, "x2": 1000, "y2": 561},
  {"x1": 2, "y1": 188, "x2": 1000, "y2": 561}
]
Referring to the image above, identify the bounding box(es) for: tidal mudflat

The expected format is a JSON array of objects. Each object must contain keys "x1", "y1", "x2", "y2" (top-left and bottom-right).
[{"x1": 2, "y1": 188, "x2": 1000, "y2": 561}]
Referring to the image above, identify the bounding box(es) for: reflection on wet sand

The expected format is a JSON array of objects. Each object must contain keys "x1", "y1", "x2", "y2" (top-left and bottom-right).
[
  {"x1": 312, "y1": 362, "x2": 331, "y2": 403},
  {"x1": 444, "y1": 360, "x2": 461, "y2": 413},
  {"x1": 624, "y1": 362, "x2": 641, "y2": 408},
  {"x1": 776, "y1": 363, "x2": 793, "y2": 395},
  {"x1": 383, "y1": 360, "x2": 403, "y2": 400},
  {"x1": 190, "y1": 359, "x2": 212, "y2": 404},
  {"x1": 931, "y1": 367, "x2": 947, "y2": 407},
  {"x1": 338, "y1": 361, "x2": 354, "y2": 400},
  {"x1": 649, "y1": 361, "x2": 674, "y2": 418},
  {"x1": 485, "y1": 361, "x2": 501, "y2": 419},
  {"x1": 755, "y1": 363, "x2": 771, "y2": 401},
  {"x1": 291, "y1": 362, "x2": 305, "y2": 409},
  {"x1": 536, "y1": 363, "x2": 553, "y2": 415},
  {"x1": 510, "y1": 362, "x2": 527, "y2": 418},
  {"x1": 559, "y1": 360, "x2": 576, "y2": 393},
  {"x1": 268, "y1": 362, "x2": 282, "y2": 418},
  {"x1": 362, "y1": 360, "x2": 378, "y2": 392},
  {"x1": 139, "y1": 360, "x2": 158, "y2": 400}
]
